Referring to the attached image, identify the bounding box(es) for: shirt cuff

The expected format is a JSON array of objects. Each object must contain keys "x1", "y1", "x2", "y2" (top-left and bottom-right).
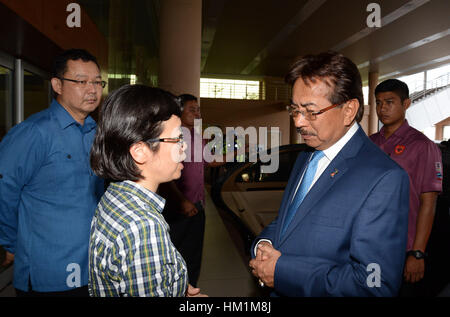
[{"x1": 254, "y1": 239, "x2": 273, "y2": 257}]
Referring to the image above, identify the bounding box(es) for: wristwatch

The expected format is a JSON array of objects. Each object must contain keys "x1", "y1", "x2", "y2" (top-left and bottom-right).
[{"x1": 406, "y1": 250, "x2": 427, "y2": 259}]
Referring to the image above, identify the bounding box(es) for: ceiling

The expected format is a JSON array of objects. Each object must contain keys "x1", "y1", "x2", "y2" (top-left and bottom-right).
[{"x1": 81, "y1": 0, "x2": 450, "y2": 85}]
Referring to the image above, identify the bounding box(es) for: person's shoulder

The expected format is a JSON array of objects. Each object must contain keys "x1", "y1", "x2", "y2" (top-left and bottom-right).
[
  {"x1": 403, "y1": 125, "x2": 433, "y2": 144},
  {"x1": 106, "y1": 182, "x2": 165, "y2": 226},
  {"x1": 1, "y1": 109, "x2": 52, "y2": 145},
  {"x1": 360, "y1": 136, "x2": 406, "y2": 173},
  {"x1": 368, "y1": 131, "x2": 381, "y2": 141},
  {"x1": 13, "y1": 108, "x2": 54, "y2": 137},
  {"x1": 403, "y1": 129, "x2": 441, "y2": 155}
]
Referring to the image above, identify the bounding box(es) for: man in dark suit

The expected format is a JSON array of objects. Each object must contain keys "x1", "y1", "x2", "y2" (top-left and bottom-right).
[{"x1": 249, "y1": 51, "x2": 410, "y2": 297}]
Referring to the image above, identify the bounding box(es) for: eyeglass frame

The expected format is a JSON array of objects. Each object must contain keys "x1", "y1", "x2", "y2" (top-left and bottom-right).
[
  {"x1": 58, "y1": 77, "x2": 107, "y2": 88},
  {"x1": 286, "y1": 102, "x2": 343, "y2": 121},
  {"x1": 146, "y1": 134, "x2": 184, "y2": 146}
]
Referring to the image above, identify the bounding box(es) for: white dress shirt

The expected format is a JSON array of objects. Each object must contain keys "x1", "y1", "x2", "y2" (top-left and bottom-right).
[
  {"x1": 290, "y1": 122, "x2": 359, "y2": 201},
  {"x1": 255, "y1": 123, "x2": 360, "y2": 254}
]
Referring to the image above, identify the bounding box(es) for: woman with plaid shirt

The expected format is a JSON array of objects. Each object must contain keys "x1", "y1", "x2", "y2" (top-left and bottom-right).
[{"x1": 88, "y1": 84, "x2": 206, "y2": 297}]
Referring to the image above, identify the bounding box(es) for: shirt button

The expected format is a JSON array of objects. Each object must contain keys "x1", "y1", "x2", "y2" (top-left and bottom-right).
[
  {"x1": 67, "y1": 154, "x2": 72, "y2": 159},
  {"x1": 0, "y1": 174, "x2": 3, "y2": 179}
]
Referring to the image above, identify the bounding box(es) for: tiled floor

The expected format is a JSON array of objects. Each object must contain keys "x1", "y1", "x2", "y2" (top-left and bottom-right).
[
  {"x1": 0, "y1": 191, "x2": 261, "y2": 297},
  {"x1": 197, "y1": 192, "x2": 261, "y2": 297}
]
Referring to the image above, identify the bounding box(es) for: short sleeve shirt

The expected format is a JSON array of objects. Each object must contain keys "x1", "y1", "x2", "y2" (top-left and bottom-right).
[
  {"x1": 370, "y1": 120, "x2": 442, "y2": 250},
  {"x1": 175, "y1": 128, "x2": 207, "y2": 204}
]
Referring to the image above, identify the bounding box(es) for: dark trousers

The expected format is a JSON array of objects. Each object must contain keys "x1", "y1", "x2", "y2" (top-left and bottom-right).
[
  {"x1": 167, "y1": 202, "x2": 206, "y2": 287},
  {"x1": 15, "y1": 278, "x2": 90, "y2": 297}
]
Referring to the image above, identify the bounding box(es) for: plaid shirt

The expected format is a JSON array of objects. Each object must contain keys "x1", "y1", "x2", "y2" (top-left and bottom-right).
[{"x1": 88, "y1": 181, "x2": 188, "y2": 297}]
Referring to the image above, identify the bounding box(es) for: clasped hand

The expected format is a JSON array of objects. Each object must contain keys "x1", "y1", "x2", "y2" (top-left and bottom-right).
[{"x1": 248, "y1": 242, "x2": 281, "y2": 288}]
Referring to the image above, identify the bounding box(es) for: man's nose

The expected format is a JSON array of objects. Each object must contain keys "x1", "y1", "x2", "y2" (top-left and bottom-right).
[
  {"x1": 86, "y1": 82, "x2": 97, "y2": 92},
  {"x1": 379, "y1": 102, "x2": 389, "y2": 112},
  {"x1": 293, "y1": 113, "x2": 309, "y2": 128}
]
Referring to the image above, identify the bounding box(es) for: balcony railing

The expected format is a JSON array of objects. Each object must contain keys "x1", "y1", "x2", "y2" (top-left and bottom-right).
[{"x1": 410, "y1": 72, "x2": 450, "y2": 103}]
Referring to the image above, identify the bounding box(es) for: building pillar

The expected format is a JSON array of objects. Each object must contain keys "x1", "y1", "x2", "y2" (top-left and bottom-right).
[
  {"x1": 435, "y1": 125, "x2": 444, "y2": 141},
  {"x1": 159, "y1": 0, "x2": 202, "y2": 98},
  {"x1": 368, "y1": 71, "x2": 379, "y2": 135}
]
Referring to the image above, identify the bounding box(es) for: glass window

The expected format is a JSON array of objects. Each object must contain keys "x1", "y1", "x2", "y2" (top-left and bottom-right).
[
  {"x1": 200, "y1": 78, "x2": 260, "y2": 100},
  {"x1": 24, "y1": 70, "x2": 50, "y2": 120},
  {"x1": 0, "y1": 65, "x2": 13, "y2": 141}
]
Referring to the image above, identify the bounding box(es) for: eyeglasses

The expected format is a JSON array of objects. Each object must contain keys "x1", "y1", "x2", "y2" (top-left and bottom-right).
[
  {"x1": 59, "y1": 77, "x2": 107, "y2": 88},
  {"x1": 286, "y1": 102, "x2": 342, "y2": 121},
  {"x1": 147, "y1": 134, "x2": 184, "y2": 146}
]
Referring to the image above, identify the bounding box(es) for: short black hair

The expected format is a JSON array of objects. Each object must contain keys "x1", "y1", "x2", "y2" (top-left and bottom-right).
[
  {"x1": 375, "y1": 79, "x2": 410, "y2": 101},
  {"x1": 51, "y1": 49, "x2": 100, "y2": 98},
  {"x1": 90, "y1": 84, "x2": 182, "y2": 181},
  {"x1": 285, "y1": 51, "x2": 364, "y2": 122},
  {"x1": 178, "y1": 94, "x2": 198, "y2": 111},
  {"x1": 52, "y1": 48, "x2": 100, "y2": 79}
]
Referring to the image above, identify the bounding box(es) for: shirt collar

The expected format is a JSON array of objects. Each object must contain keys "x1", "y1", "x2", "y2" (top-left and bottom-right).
[
  {"x1": 379, "y1": 120, "x2": 409, "y2": 139},
  {"x1": 120, "y1": 180, "x2": 166, "y2": 213},
  {"x1": 50, "y1": 99, "x2": 96, "y2": 132},
  {"x1": 322, "y1": 122, "x2": 359, "y2": 162}
]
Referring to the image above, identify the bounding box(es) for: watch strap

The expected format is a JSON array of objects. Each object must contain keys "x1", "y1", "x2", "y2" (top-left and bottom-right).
[{"x1": 406, "y1": 250, "x2": 427, "y2": 259}]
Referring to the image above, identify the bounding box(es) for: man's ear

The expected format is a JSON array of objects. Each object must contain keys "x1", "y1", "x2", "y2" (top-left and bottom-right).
[
  {"x1": 403, "y1": 98, "x2": 411, "y2": 111},
  {"x1": 129, "y1": 142, "x2": 151, "y2": 165},
  {"x1": 51, "y1": 78, "x2": 62, "y2": 96},
  {"x1": 343, "y1": 99, "x2": 359, "y2": 126}
]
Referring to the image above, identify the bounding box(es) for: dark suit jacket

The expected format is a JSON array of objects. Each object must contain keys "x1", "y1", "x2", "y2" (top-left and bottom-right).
[{"x1": 252, "y1": 125, "x2": 410, "y2": 296}]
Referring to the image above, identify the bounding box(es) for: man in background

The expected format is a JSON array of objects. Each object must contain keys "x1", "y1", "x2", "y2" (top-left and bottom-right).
[
  {"x1": 0, "y1": 49, "x2": 105, "y2": 296},
  {"x1": 370, "y1": 79, "x2": 442, "y2": 297},
  {"x1": 161, "y1": 94, "x2": 207, "y2": 287}
]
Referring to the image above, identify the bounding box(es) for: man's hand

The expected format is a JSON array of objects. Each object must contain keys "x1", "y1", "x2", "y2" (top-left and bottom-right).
[
  {"x1": 1, "y1": 251, "x2": 14, "y2": 267},
  {"x1": 186, "y1": 284, "x2": 208, "y2": 297},
  {"x1": 180, "y1": 199, "x2": 198, "y2": 217},
  {"x1": 404, "y1": 256, "x2": 425, "y2": 283},
  {"x1": 249, "y1": 243, "x2": 281, "y2": 288},
  {"x1": 254, "y1": 241, "x2": 272, "y2": 261}
]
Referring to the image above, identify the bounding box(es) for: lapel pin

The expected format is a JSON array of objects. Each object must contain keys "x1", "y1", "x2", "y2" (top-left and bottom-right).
[{"x1": 330, "y1": 168, "x2": 339, "y2": 178}]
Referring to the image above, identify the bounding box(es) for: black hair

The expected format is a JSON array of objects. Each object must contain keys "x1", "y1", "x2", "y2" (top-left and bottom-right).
[
  {"x1": 285, "y1": 51, "x2": 364, "y2": 123},
  {"x1": 90, "y1": 84, "x2": 181, "y2": 181},
  {"x1": 51, "y1": 49, "x2": 100, "y2": 98},
  {"x1": 375, "y1": 79, "x2": 410, "y2": 101},
  {"x1": 52, "y1": 48, "x2": 100, "y2": 79},
  {"x1": 178, "y1": 94, "x2": 198, "y2": 111}
]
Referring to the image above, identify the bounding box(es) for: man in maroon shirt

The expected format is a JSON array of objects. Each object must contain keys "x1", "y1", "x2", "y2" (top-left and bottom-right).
[
  {"x1": 370, "y1": 79, "x2": 442, "y2": 296},
  {"x1": 160, "y1": 94, "x2": 206, "y2": 288},
  {"x1": 161, "y1": 94, "x2": 228, "y2": 287}
]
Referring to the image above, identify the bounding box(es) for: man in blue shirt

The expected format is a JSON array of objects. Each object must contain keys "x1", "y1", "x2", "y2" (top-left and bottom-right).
[{"x1": 0, "y1": 49, "x2": 105, "y2": 296}]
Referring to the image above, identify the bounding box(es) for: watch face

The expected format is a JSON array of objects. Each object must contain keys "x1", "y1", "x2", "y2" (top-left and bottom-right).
[{"x1": 407, "y1": 250, "x2": 425, "y2": 259}]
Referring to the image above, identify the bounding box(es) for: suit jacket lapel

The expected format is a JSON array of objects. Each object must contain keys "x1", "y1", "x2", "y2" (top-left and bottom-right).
[{"x1": 278, "y1": 127, "x2": 366, "y2": 245}]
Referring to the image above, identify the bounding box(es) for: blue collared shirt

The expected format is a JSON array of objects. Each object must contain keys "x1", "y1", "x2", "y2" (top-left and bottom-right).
[{"x1": 0, "y1": 99, "x2": 104, "y2": 292}]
